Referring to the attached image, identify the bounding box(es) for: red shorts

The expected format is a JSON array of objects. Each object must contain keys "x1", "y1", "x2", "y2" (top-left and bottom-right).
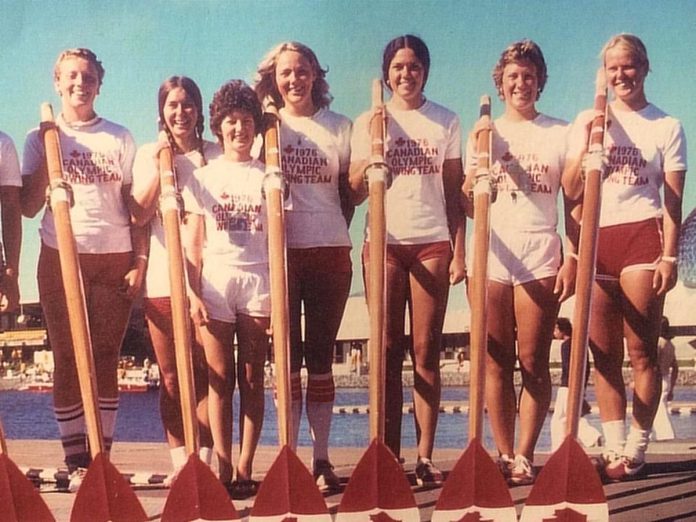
[
  {"x1": 362, "y1": 241, "x2": 452, "y2": 272},
  {"x1": 596, "y1": 217, "x2": 663, "y2": 281}
]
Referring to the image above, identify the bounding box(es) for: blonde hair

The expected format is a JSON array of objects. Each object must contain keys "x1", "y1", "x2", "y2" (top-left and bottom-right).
[
  {"x1": 254, "y1": 41, "x2": 332, "y2": 109},
  {"x1": 53, "y1": 48, "x2": 105, "y2": 85},
  {"x1": 601, "y1": 34, "x2": 650, "y2": 74}
]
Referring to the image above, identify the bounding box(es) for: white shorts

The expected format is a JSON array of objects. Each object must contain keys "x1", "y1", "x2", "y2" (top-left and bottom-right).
[
  {"x1": 201, "y1": 262, "x2": 271, "y2": 323},
  {"x1": 486, "y1": 229, "x2": 561, "y2": 286}
]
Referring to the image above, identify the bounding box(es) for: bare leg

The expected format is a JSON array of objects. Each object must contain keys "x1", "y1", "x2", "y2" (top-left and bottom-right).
[
  {"x1": 235, "y1": 314, "x2": 269, "y2": 481},
  {"x1": 199, "y1": 319, "x2": 236, "y2": 484}
]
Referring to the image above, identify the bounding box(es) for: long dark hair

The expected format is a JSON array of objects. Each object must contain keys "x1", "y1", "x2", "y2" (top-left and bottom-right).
[
  {"x1": 382, "y1": 35, "x2": 431, "y2": 91},
  {"x1": 158, "y1": 76, "x2": 207, "y2": 164}
]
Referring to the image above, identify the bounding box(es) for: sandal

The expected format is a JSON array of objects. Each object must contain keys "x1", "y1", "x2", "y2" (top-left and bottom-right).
[{"x1": 227, "y1": 479, "x2": 260, "y2": 500}]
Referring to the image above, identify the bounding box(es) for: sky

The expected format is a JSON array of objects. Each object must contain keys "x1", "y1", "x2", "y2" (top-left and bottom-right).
[{"x1": 1, "y1": 0, "x2": 695, "y2": 313}]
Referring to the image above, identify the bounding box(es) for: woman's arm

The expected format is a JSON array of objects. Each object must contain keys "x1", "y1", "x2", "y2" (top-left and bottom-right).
[
  {"x1": 182, "y1": 212, "x2": 208, "y2": 325},
  {"x1": 443, "y1": 158, "x2": 466, "y2": 285},
  {"x1": 0, "y1": 185, "x2": 21, "y2": 311},
  {"x1": 654, "y1": 169, "x2": 685, "y2": 295}
]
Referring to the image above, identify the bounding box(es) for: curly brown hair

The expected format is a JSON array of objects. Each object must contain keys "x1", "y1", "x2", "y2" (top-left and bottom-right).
[{"x1": 209, "y1": 80, "x2": 263, "y2": 145}]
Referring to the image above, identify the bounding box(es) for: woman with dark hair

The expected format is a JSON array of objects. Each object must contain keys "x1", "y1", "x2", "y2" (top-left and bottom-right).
[
  {"x1": 131, "y1": 76, "x2": 220, "y2": 483},
  {"x1": 20, "y1": 48, "x2": 147, "y2": 492},
  {"x1": 349, "y1": 34, "x2": 466, "y2": 486},
  {"x1": 184, "y1": 80, "x2": 269, "y2": 498},
  {"x1": 463, "y1": 40, "x2": 575, "y2": 484},
  {"x1": 254, "y1": 41, "x2": 352, "y2": 491},
  {"x1": 565, "y1": 33, "x2": 686, "y2": 480}
]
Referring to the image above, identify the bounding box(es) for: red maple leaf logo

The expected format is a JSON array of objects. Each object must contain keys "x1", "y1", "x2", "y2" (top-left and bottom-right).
[
  {"x1": 70, "y1": 150, "x2": 80, "y2": 158},
  {"x1": 502, "y1": 151, "x2": 513, "y2": 162},
  {"x1": 284, "y1": 144, "x2": 294, "y2": 155},
  {"x1": 542, "y1": 507, "x2": 588, "y2": 521},
  {"x1": 220, "y1": 192, "x2": 229, "y2": 200},
  {"x1": 395, "y1": 137, "x2": 405, "y2": 147}
]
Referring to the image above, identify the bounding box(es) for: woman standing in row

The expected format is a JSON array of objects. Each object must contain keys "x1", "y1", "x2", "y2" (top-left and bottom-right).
[
  {"x1": 184, "y1": 80, "x2": 270, "y2": 498},
  {"x1": 565, "y1": 33, "x2": 686, "y2": 481},
  {"x1": 350, "y1": 34, "x2": 466, "y2": 485},
  {"x1": 255, "y1": 41, "x2": 353, "y2": 491},
  {"x1": 20, "y1": 48, "x2": 147, "y2": 491},
  {"x1": 463, "y1": 40, "x2": 575, "y2": 485},
  {"x1": 131, "y1": 76, "x2": 219, "y2": 482},
  {"x1": 0, "y1": 128, "x2": 21, "y2": 313}
]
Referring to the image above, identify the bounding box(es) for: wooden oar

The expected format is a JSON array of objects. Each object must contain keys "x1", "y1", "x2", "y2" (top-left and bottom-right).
[
  {"x1": 157, "y1": 145, "x2": 239, "y2": 521},
  {"x1": 520, "y1": 71, "x2": 609, "y2": 521},
  {"x1": 40, "y1": 103, "x2": 147, "y2": 522},
  {"x1": 0, "y1": 416, "x2": 54, "y2": 521},
  {"x1": 336, "y1": 79, "x2": 418, "y2": 522},
  {"x1": 678, "y1": 207, "x2": 696, "y2": 287},
  {"x1": 250, "y1": 100, "x2": 330, "y2": 522},
  {"x1": 432, "y1": 95, "x2": 516, "y2": 522}
]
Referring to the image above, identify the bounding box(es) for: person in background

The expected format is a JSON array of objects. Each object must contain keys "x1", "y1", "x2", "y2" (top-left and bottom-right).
[
  {"x1": 463, "y1": 40, "x2": 575, "y2": 485},
  {"x1": 131, "y1": 76, "x2": 220, "y2": 483},
  {"x1": 184, "y1": 80, "x2": 269, "y2": 499},
  {"x1": 254, "y1": 41, "x2": 353, "y2": 491},
  {"x1": 20, "y1": 48, "x2": 147, "y2": 492},
  {"x1": 0, "y1": 129, "x2": 22, "y2": 312},
  {"x1": 564, "y1": 34, "x2": 686, "y2": 480},
  {"x1": 550, "y1": 317, "x2": 602, "y2": 450},
  {"x1": 350, "y1": 34, "x2": 466, "y2": 486},
  {"x1": 653, "y1": 316, "x2": 678, "y2": 440}
]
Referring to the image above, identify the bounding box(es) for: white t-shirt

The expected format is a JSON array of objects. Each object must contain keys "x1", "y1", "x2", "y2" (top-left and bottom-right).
[
  {"x1": 0, "y1": 131, "x2": 21, "y2": 187},
  {"x1": 567, "y1": 103, "x2": 687, "y2": 228},
  {"x1": 132, "y1": 140, "x2": 222, "y2": 298},
  {"x1": 22, "y1": 115, "x2": 136, "y2": 253},
  {"x1": 352, "y1": 99, "x2": 461, "y2": 245},
  {"x1": 280, "y1": 107, "x2": 352, "y2": 248},
  {"x1": 183, "y1": 157, "x2": 268, "y2": 265},
  {"x1": 465, "y1": 114, "x2": 568, "y2": 233}
]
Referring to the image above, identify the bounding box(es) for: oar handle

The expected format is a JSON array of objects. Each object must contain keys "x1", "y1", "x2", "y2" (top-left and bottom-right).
[
  {"x1": 567, "y1": 72, "x2": 608, "y2": 437},
  {"x1": 158, "y1": 145, "x2": 199, "y2": 456},
  {"x1": 0, "y1": 417, "x2": 7, "y2": 455},
  {"x1": 41, "y1": 103, "x2": 104, "y2": 457},
  {"x1": 366, "y1": 79, "x2": 388, "y2": 442},
  {"x1": 264, "y1": 101, "x2": 293, "y2": 448},
  {"x1": 468, "y1": 95, "x2": 493, "y2": 441}
]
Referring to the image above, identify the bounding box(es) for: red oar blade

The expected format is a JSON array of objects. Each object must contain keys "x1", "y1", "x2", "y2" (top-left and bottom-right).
[
  {"x1": 162, "y1": 454, "x2": 239, "y2": 521},
  {"x1": 336, "y1": 438, "x2": 419, "y2": 522},
  {"x1": 70, "y1": 452, "x2": 147, "y2": 522},
  {"x1": 0, "y1": 453, "x2": 55, "y2": 522},
  {"x1": 521, "y1": 435, "x2": 608, "y2": 521},
  {"x1": 432, "y1": 438, "x2": 516, "y2": 522},
  {"x1": 250, "y1": 445, "x2": 330, "y2": 521}
]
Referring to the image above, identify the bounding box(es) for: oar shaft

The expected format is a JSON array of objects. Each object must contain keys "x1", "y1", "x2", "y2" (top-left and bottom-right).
[
  {"x1": 0, "y1": 418, "x2": 6, "y2": 455},
  {"x1": 264, "y1": 108, "x2": 293, "y2": 448},
  {"x1": 41, "y1": 103, "x2": 104, "y2": 457},
  {"x1": 158, "y1": 147, "x2": 199, "y2": 456},
  {"x1": 468, "y1": 95, "x2": 492, "y2": 441},
  {"x1": 567, "y1": 83, "x2": 607, "y2": 437},
  {"x1": 367, "y1": 79, "x2": 387, "y2": 442}
]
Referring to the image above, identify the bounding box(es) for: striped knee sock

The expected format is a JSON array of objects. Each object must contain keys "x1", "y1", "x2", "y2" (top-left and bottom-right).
[
  {"x1": 306, "y1": 372, "x2": 335, "y2": 465},
  {"x1": 55, "y1": 402, "x2": 90, "y2": 470}
]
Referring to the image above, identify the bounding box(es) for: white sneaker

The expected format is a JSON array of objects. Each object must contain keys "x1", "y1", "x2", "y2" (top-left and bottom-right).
[
  {"x1": 68, "y1": 467, "x2": 87, "y2": 493},
  {"x1": 163, "y1": 466, "x2": 183, "y2": 488},
  {"x1": 509, "y1": 455, "x2": 535, "y2": 485}
]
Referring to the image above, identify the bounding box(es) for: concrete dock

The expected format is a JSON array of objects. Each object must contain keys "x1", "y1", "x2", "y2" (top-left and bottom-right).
[{"x1": 5, "y1": 438, "x2": 696, "y2": 521}]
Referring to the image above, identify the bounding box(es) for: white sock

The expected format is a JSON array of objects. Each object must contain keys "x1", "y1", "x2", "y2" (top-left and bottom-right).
[
  {"x1": 290, "y1": 372, "x2": 302, "y2": 452},
  {"x1": 602, "y1": 419, "x2": 626, "y2": 456},
  {"x1": 624, "y1": 425, "x2": 650, "y2": 462},
  {"x1": 306, "y1": 373, "x2": 335, "y2": 465},
  {"x1": 99, "y1": 396, "x2": 119, "y2": 452},
  {"x1": 170, "y1": 446, "x2": 188, "y2": 470},
  {"x1": 199, "y1": 446, "x2": 213, "y2": 466}
]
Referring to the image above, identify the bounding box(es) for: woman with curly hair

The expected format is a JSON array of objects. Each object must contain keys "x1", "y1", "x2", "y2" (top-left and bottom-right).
[{"x1": 184, "y1": 80, "x2": 269, "y2": 498}]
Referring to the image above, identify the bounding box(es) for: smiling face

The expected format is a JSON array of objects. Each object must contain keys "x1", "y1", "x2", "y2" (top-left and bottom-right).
[
  {"x1": 54, "y1": 56, "x2": 101, "y2": 120},
  {"x1": 604, "y1": 44, "x2": 648, "y2": 109},
  {"x1": 274, "y1": 50, "x2": 316, "y2": 115},
  {"x1": 387, "y1": 47, "x2": 426, "y2": 108},
  {"x1": 220, "y1": 109, "x2": 256, "y2": 161},
  {"x1": 162, "y1": 87, "x2": 199, "y2": 150},
  {"x1": 501, "y1": 60, "x2": 539, "y2": 117}
]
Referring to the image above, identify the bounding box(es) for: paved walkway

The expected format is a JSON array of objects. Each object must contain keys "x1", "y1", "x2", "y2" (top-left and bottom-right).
[{"x1": 5, "y1": 438, "x2": 696, "y2": 521}]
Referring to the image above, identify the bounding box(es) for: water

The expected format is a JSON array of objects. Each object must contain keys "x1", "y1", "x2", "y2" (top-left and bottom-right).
[{"x1": 1, "y1": 387, "x2": 695, "y2": 451}]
